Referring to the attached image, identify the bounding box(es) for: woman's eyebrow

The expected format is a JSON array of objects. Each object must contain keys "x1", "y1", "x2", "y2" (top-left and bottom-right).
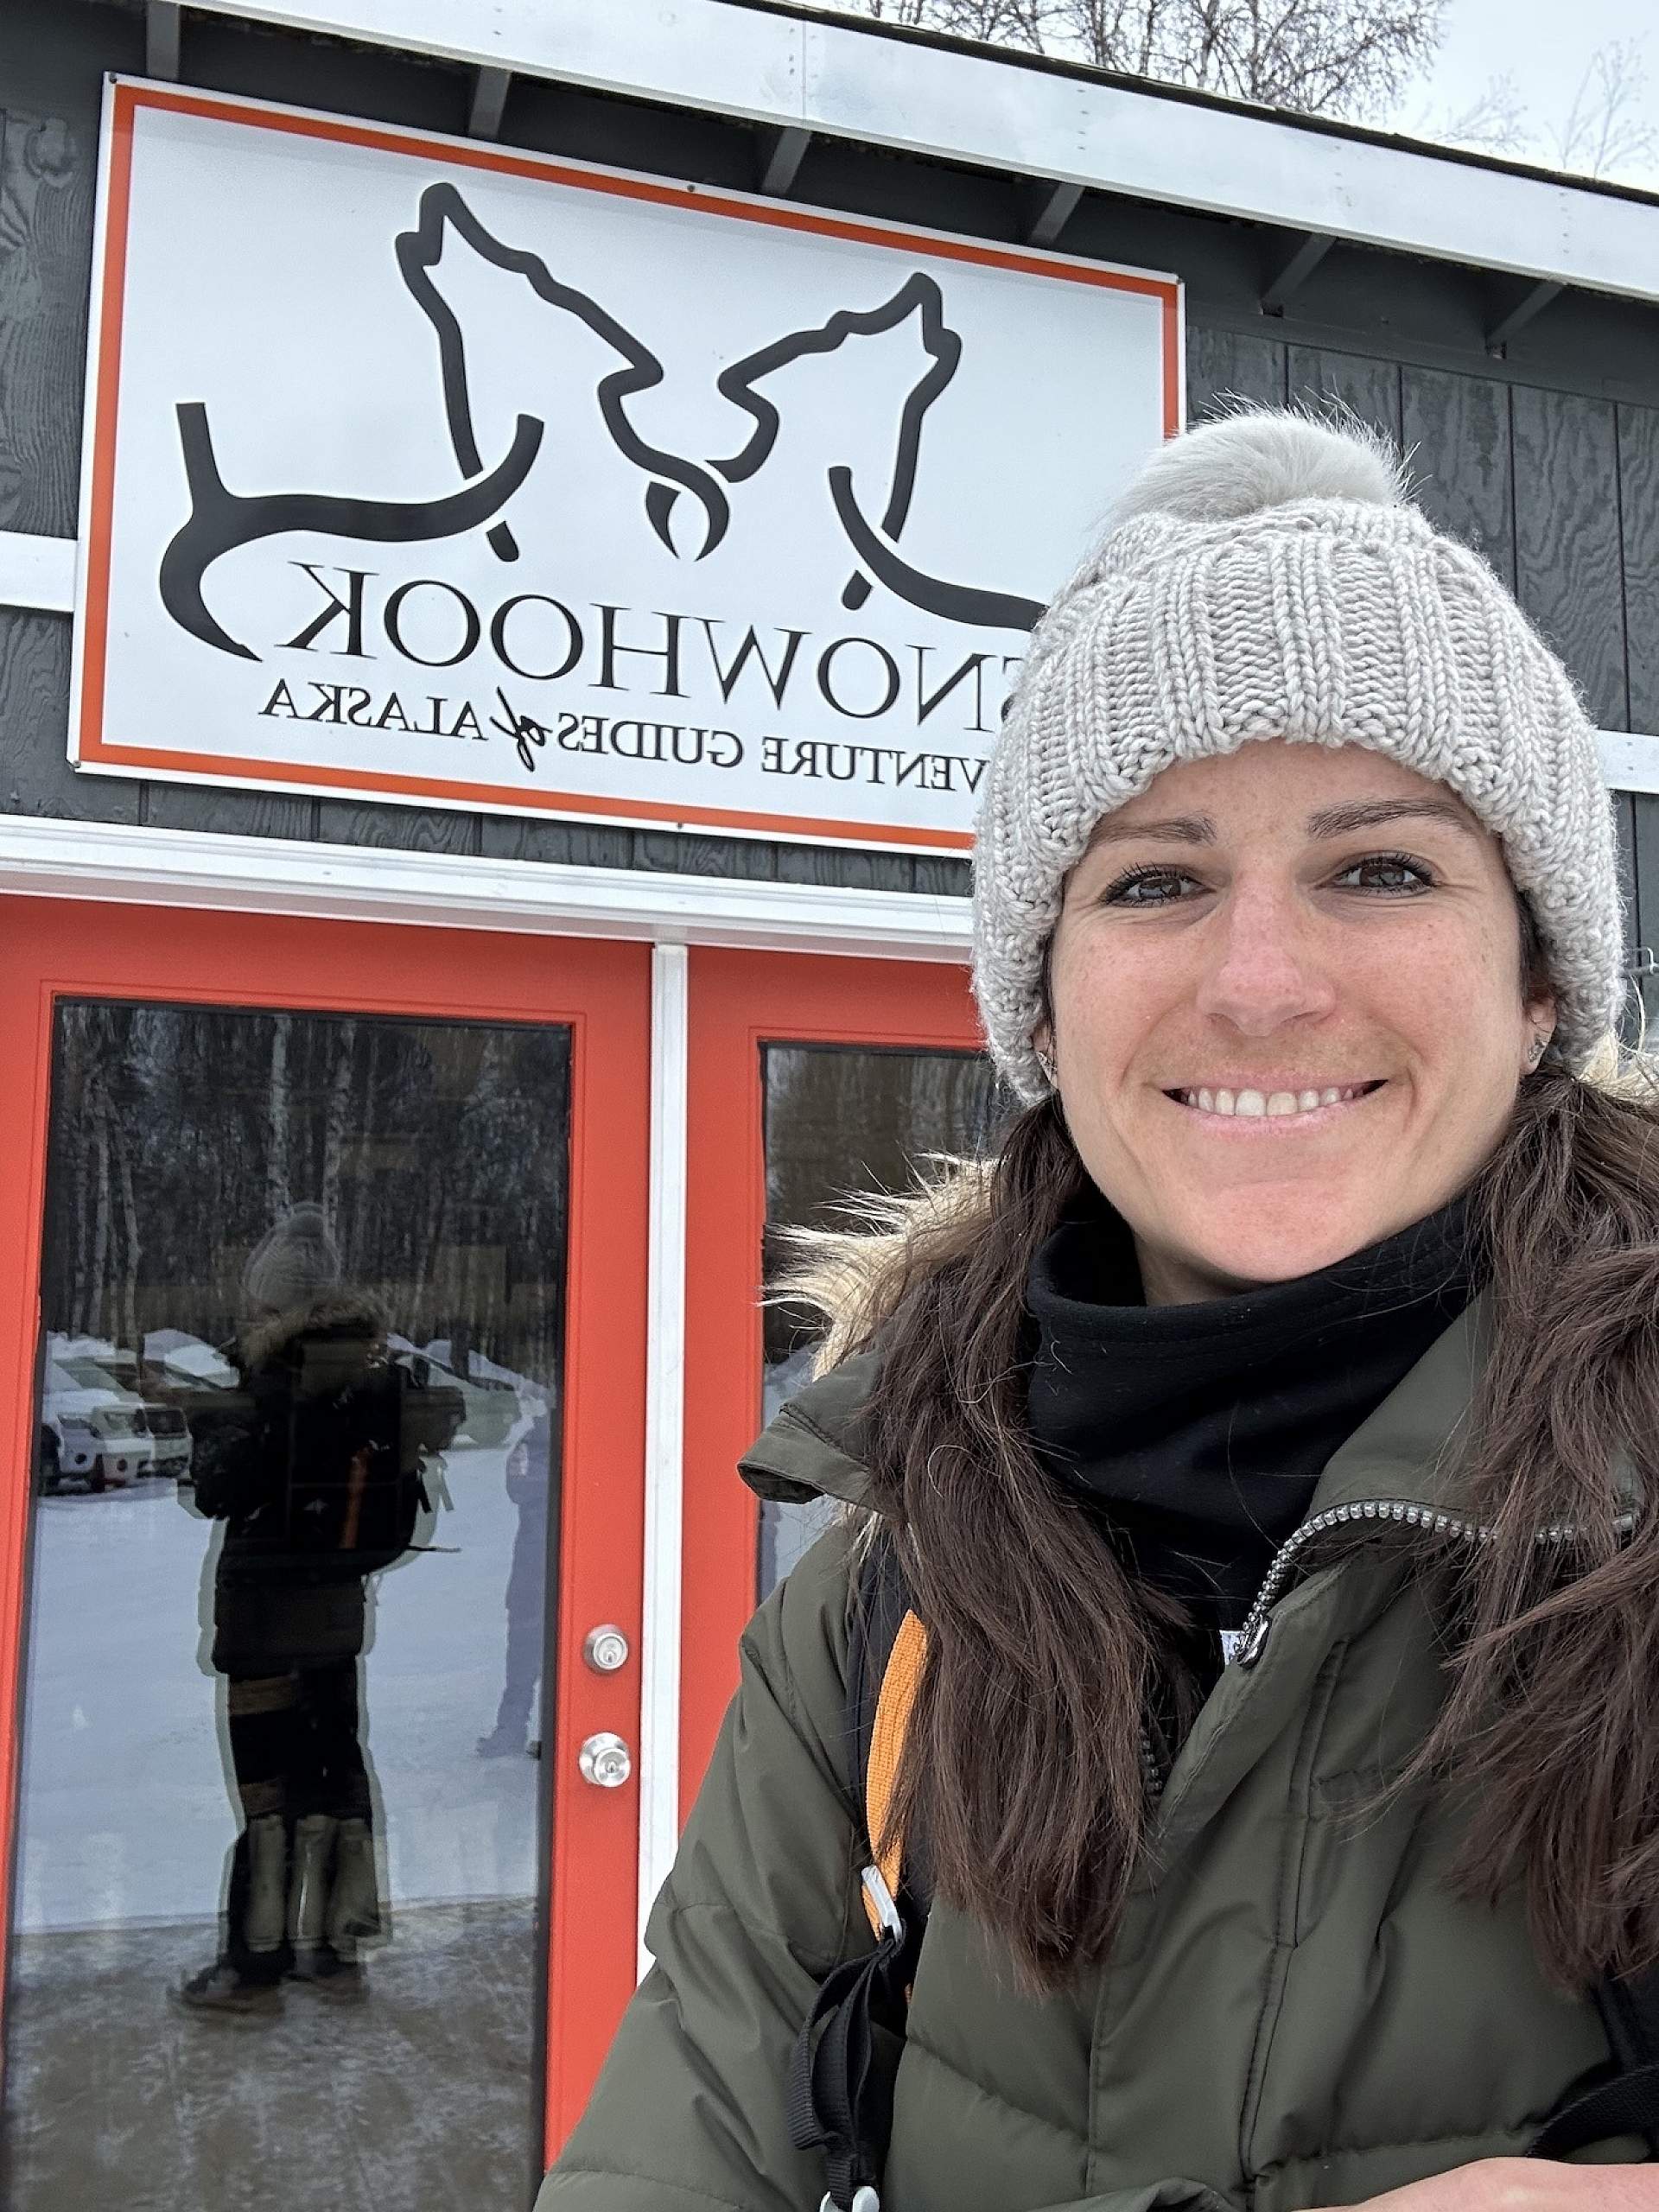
[
  {"x1": 1084, "y1": 796, "x2": 1480, "y2": 854},
  {"x1": 1084, "y1": 813, "x2": 1214, "y2": 851},
  {"x1": 1305, "y1": 797, "x2": 1482, "y2": 840}
]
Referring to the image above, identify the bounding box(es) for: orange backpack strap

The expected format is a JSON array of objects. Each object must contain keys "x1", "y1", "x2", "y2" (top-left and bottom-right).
[{"x1": 861, "y1": 1607, "x2": 927, "y2": 1939}]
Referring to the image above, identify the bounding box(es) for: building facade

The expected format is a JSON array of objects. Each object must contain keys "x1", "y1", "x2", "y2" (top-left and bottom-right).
[{"x1": 0, "y1": 2, "x2": 1656, "y2": 2205}]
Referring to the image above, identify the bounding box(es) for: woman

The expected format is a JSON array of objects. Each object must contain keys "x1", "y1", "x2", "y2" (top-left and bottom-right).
[{"x1": 541, "y1": 410, "x2": 1659, "y2": 2210}]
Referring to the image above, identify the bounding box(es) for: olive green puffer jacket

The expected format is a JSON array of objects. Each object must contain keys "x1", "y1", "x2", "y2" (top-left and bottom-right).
[{"x1": 541, "y1": 1293, "x2": 1643, "y2": 2211}]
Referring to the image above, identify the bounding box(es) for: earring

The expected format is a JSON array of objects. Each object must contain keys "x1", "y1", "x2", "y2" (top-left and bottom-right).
[
  {"x1": 1035, "y1": 1047, "x2": 1058, "y2": 1089},
  {"x1": 1528, "y1": 1033, "x2": 1548, "y2": 1066}
]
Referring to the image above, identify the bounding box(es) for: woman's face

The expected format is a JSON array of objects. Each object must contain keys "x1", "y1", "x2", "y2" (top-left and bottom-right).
[{"x1": 1038, "y1": 737, "x2": 1556, "y2": 1304}]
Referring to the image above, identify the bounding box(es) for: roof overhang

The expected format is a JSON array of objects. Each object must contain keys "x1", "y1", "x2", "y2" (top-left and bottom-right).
[{"x1": 175, "y1": 0, "x2": 1659, "y2": 308}]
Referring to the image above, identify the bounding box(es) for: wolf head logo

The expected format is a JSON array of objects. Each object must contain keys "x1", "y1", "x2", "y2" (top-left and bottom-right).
[{"x1": 160, "y1": 181, "x2": 1045, "y2": 660}]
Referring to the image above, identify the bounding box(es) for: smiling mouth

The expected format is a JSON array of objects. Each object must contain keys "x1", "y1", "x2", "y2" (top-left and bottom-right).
[{"x1": 1165, "y1": 1081, "x2": 1387, "y2": 1121}]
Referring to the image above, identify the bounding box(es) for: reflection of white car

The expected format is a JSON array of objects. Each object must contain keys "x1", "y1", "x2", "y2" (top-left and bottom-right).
[
  {"x1": 388, "y1": 1336, "x2": 536, "y2": 1451},
  {"x1": 41, "y1": 1360, "x2": 153, "y2": 1491},
  {"x1": 144, "y1": 1329, "x2": 238, "y2": 1395},
  {"x1": 39, "y1": 1336, "x2": 193, "y2": 1492}
]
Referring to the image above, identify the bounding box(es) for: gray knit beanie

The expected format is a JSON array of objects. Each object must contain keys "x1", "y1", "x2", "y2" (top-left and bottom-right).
[
  {"x1": 242, "y1": 1201, "x2": 341, "y2": 1315},
  {"x1": 972, "y1": 408, "x2": 1626, "y2": 1103}
]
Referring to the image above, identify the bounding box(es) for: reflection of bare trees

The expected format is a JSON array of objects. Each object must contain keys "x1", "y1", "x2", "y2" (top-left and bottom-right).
[
  {"x1": 60, "y1": 1007, "x2": 146, "y2": 1344},
  {"x1": 321, "y1": 1018, "x2": 357, "y2": 1232},
  {"x1": 760, "y1": 1043, "x2": 1012, "y2": 1364},
  {"x1": 41, "y1": 1002, "x2": 571, "y2": 1385},
  {"x1": 267, "y1": 1014, "x2": 293, "y2": 1223}
]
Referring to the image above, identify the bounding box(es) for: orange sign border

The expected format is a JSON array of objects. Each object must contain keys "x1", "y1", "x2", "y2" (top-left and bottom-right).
[{"x1": 75, "y1": 78, "x2": 1184, "y2": 854}]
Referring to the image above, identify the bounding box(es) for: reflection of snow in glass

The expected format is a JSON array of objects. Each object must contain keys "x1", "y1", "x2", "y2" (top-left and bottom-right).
[
  {"x1": 387, "y1": 1332, "x2": 550, "y2": 1457},
  {"x1": 15, "y1": 1446, "x2": 537, "y2": 1933},
  {"x1": 143, "y1": 1328, "x2": 239, "y2": 1391}
]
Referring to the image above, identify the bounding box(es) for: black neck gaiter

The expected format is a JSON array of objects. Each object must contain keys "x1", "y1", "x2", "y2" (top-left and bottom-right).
[{"x1": 1025, "y1": 1185, "x2": 1484, "y2": 1629}]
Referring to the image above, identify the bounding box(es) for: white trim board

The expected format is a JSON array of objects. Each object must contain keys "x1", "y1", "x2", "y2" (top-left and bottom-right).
[
  {"x1": 0, "y1": 533, "x2": 74, "y2": 616},
  {"x1": 638, "y1": 945, "x2": 689, "y2": 1980},
  {"x1": 1597, "y1": 734, "x2": 1659, "y2": 798},
  {"x1": 175, "y1": 0, "x2": 1659, "y2": 308},
  {"x1": 0, "y1": 812, "x2": 975, "y2": 957}
]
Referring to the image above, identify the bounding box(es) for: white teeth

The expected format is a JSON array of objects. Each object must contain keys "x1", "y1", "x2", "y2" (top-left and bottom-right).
[{"x1": 1178, "y1": 1081, "x2": 1377, "y2": 1117}]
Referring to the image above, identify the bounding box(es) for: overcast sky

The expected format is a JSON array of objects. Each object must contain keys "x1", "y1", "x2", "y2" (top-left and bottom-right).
[
  {"x1": 810, "y1": 0, "x2": 1659, "y2": 194},
  {"x1": 1385, "y1": 0, "x2": 1659, "y2": 190}
]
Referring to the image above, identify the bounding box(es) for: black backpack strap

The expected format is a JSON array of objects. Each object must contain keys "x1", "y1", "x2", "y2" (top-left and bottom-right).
[
  {"x1": 1532, "y1": 1967, "x2": 1659, "y2": 2159},
  {"x1": 787, "y1": 1534, "x2": 928, "y2": 2212},
  {"x1": 786, "y1": 1888, "x2": 921, "y2": 2212}
]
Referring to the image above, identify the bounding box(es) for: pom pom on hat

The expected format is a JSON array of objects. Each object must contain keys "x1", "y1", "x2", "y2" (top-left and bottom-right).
[{"x1": 1105, "y1": 405, "x2": 1409, "y2": 528}]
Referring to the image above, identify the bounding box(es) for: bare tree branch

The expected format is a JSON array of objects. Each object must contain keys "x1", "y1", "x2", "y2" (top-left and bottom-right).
[
  {"x1": 1410, "y1": 71, "x2": 1532, "y2": 160},
  {"x1": 1404, "y1": 38, "x2": 1659, "y2": 182},
  {"x1": 1548, "y1": 38, "x2": 1659, "y2": 181},
  {"x1": 855, "y1": 0, "x2": 1053, "y2": 46},
  {"x1": 839, "y1": 0, "x2": 1445, "y2": 124}
]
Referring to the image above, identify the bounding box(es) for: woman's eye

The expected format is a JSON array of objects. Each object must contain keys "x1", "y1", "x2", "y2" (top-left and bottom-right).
[
  {"x1": 1332, "y1": 853, "x2": 1436, "y2": 894},
  {"x1": 1100, "y1": 868, "x2": 1191, "y2": 906}
]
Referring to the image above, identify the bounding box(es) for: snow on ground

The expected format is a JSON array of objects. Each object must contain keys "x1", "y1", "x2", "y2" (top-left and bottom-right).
[{"x1": 14, "y1": 1446, "x2": 541, "y2": 1933}]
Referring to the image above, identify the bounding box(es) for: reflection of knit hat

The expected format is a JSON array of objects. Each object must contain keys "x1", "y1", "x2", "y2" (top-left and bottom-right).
[
  {"x1": 242, "y1": 1203, "x2": 341, "y2": 1314},
  {"x1": 972, "y1": 409, "x2": 1626, "y2": 1103}
]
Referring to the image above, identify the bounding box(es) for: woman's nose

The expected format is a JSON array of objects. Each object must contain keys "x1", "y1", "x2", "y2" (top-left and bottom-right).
[{"x1": 1190, "y1": 886, "x2": 1339, "y2": 1035}]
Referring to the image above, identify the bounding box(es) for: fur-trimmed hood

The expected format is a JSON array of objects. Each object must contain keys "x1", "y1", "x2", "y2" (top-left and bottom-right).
[
  {"x1": 238, "y1": 1289, "x2": 389, "y2": 1373},
  {"x1": 741, "y1": 1158, "x2": 995, "y2": 1510},
  {"x1": 767, "y1": 1156, "x2": 993, "y2": 1373}
]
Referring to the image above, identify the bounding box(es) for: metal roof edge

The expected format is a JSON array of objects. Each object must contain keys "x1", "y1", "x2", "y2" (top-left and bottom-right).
[
  {"x1": 735, "y1": 0, "x2": 1659, "y2": 216},
  {"x1": 137, "y1": 0, "x2": 1659, "y2": 306}
]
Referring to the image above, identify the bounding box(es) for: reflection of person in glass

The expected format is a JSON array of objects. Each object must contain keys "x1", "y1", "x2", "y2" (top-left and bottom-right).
[
  {"x1": 477, "y1": 1410, "x2": 552, "y2": 1759},
  {"x1": 175, "y1": 1204, "x2": 459, "y2": 2019}
]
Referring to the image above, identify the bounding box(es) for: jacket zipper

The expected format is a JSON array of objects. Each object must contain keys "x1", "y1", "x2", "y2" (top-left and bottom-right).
[{"x1": 1232, "y1": 1497, "x2": 1637, "y2": 1670}]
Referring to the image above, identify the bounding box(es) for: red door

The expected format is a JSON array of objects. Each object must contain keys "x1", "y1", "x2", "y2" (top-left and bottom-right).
[
  {"x1": 0, "y1": 898, "x2": 651, "y2": 2202},
  {"x1": 679, "y1": 948, "x2": 990, "y2": 1811}
]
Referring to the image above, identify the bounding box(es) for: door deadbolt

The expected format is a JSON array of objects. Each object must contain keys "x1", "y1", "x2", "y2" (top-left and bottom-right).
[{"x1": 582, "y1": 1624, "x2": 630, "y2": 1675}]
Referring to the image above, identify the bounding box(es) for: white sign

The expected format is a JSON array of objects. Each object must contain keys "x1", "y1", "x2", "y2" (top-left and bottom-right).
[{"x1": 73, "y1": 81, "x2": 1180, "y2": 854}]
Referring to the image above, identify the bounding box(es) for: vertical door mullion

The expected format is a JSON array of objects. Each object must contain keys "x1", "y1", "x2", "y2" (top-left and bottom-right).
[{"x1": 638, "y1": 944, "x2": 688, "y2": 1974}]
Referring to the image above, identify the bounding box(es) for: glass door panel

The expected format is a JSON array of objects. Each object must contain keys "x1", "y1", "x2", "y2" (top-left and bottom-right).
[
  {"x1": 6, "y1": 1001, "x2": 567, "y2": 2210},
  {"x1": 759, "y1": 1042, "x2": 1010, "y2": 1597},
  {"x1": 681, "y1": 950, "x2": 988, "y2": 1815}
]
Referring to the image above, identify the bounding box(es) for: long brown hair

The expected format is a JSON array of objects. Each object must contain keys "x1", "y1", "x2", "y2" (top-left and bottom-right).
[{"x1": 783, "y1": 949, "x2": 1659, "y2": 1994}]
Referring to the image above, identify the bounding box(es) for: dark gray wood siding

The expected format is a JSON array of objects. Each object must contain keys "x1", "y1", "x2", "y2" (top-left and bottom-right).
[{"x1": 1, "y1": 0, "x2": 1656, "y2": 969}]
